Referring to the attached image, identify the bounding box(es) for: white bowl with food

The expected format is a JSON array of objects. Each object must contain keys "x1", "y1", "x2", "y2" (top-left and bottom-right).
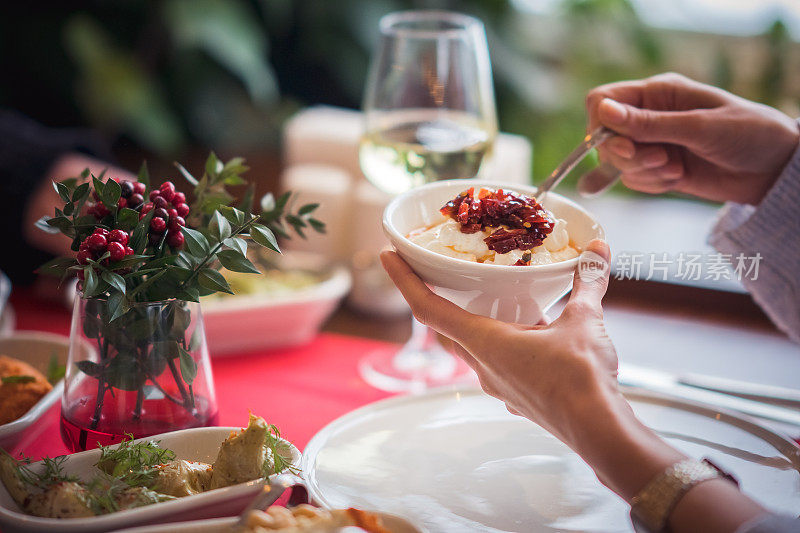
[
  {"x1": 0, "y1": 414, "x2": 301, "y2": 533},
  {"x1": 0, "y1": 332, "x2": 73, "y2": 451},
  {"x1": 201, "y1": 251, "x2": 352, "y2": 355},
  {"x1": 383, "y1": 180, "x2": 604, "y2": 324}
]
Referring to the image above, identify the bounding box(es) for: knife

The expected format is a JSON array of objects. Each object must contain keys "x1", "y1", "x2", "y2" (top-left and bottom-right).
[{"x1": 618, "y1": 364, "x2": 800, "y2": 428}]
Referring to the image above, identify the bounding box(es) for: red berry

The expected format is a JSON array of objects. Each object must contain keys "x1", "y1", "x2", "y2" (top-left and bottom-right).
[
  {"x1": 176, "y1": 203, "x2": 190, "y2": 217},
  {"x1": 77, "y1": 250, "x2": 92, "y2": 265},
  {"x1": 85, "y1": 233, "x2": 107, "y2": 253},
  {"x1": 172, "y1": 192, "x2": 186, "y2": 205},
  {"x1": 149, "y1": 190, "x2": 160, "y2": 202},
  {"x1": 167, "y1": 230, "x2": 184, "y2": 248},
  {"x1": 167, "y1": 208, "x2": 178, "y2": 219},
  {"x1": 169, "y1": 216, "x2": 185, "y2": 230},
  {"x1": 153, "y1": 207, "x2": 169, "y2": 220},
  {"x1": 128, "y1": 193, "x2": 144, "y2": 209},
  {"x1": 120, "y1": 181, "x2": 134, "y2": 198},
  {"x1": 92, "y1": 203, "x2": 110, "y2": 219},
  {"x1": 133, "y1": 182, "x2": 146, "y2": 195},
  {"x1": 160, "y1": 181, "x2": 175, "y2": 194},
  {"x1": 109, "y1": 230, "x2": 129, "y2": 245},
  {"x1": 117, "y1": 197, "x2": 128, "y2": 209},
  {"x1": 95, "y1": 228, "x2": 109, "y2": 237},
  {"x1": 150, "y1": 217, "x2": 167, "y2": 233},
  {"x1": 108, "y1": 241, "x2": 126, "y2": 262},
  {"x1": 153, "y1": 196, "x2": 169, "y2": 210},
  {"x1": 125, "y1": 246, "x2": 134, "y2": 255}
]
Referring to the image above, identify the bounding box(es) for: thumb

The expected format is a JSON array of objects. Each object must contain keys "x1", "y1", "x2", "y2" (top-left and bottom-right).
[
  {"x1": 563, "y1": 239, "x2": 611, "y2": 319},
  {"x1": 599, "y1": 98, "x2": 708, "y2": 146}
]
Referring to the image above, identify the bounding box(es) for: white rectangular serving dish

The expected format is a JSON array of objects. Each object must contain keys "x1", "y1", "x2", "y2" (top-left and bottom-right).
[
  {"x1": 0, "y1": 426, "x2": 301, "y2": 533},
  {"x1": 0, "y1": 332, "x2": 72, "y2": 450}
]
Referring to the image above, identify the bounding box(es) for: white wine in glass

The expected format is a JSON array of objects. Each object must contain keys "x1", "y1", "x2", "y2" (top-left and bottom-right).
[
  {"x1": 359, "y1": 111, "x2": 494, "y2": 194},
  {"x1": 358, "y1": 10, "x2": 497, "y2": 393}
]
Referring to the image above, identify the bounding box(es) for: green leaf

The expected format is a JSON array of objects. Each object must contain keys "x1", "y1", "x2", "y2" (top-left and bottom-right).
[
  {"x1": 36, "y1": 256, "x2": 77, "y2": 276},
  {"x1": 127, "y1": 269, "x2": 168, "y2": 298},
  {"x1": 205, "y1": 151, "x2": 223, "y2": 179},
  {"x1": 102, "y1": 271, "x2": 127, "y2": 294},
  {"x1": 250, "y1": 224, "x2": 280, "y2": 252},
  {"x1": 173, "y1": 162, "x2": 198, "y2": 187},
  {"x1": 137, "y1": 161, "x2": 150, "y2": 189},
  {"x1": 83, "y1": 267, "x2": 98, "y2": 296},
  {"x1": 92, "y1": 175, "x2": 105, "y2": 197},
  {"x1": 35, "y1": 216, "x2": 60, "y2": 234},
  {"x1": 308, "y1": 218, "x2": 326, "y2": 233},
  {"x1": 298, "y1": 203, "x2": 319, "y2": 215},
  {"x1": 188, "y1": 327, "x2": 203, "y2": 351},
  {"x1": 178, "y1": 345, "x2": 197, "y2": 385},
  {"x1": 199, "y1": 191, "x2": 234, "y2": 215},
  {"x1": 181, "y1": 227, "x2": 210, "y2": 256},
  {"x1": 107, "y1": 290, "x2": 130, "y2": 322},
  {"x1": 106, "y1": 354, "x2": 145, "y2": 391},
  {"x1": 223, "y1": 237, "x2": 247, "y2": 257},
  {"x1": 132, "y1": 210, "x2": 155, "y2": 254},
  {"x1": 81, "y1": 168, "x2": 91, "y2": 179},
  {"x1": 72, "y1": 182, "x2": 91, "y2": 203},
  {"x1": 210, "y1": 211, "x2": 231, "y2": 241},
  {"x1": 46, "y1": 216, "x2": 74, "y2": 236},
  {"x1": 198, "y1": 268, "x2": 234, "y2": 294},
  {"x1": 63, "y1": 202, "x2": 74, "y2": 216},
  {"x1": 117, "y1": 208, "x2": 139, "y2": 231},
  {"x1": 219, "y1": 205, "x2": 246, "y2": 226},
  {"x1": 76, "y1": 360, "x2": 104, "y2": 378},
  {"x1": 109, "y1": 254, "x2": 151, "y2": 270},
  {"x1": 140, "y1": 255, "x2": 178, "y2": 269},
  {"x1": 176, "y1": 287, "x2": 200, "y2": 302},
  {"x1": 217, "y1": 250, "x2": 259, "y2": 274},
  {"x1": 83, "y1": 312, "x2": 101, "y2": 339},
  {"x1": 53, "y1": 181, "x2": 71, "y2": 202},
  {"x1": 102, "y1": 178, "x2": 122, "y2": 209}
]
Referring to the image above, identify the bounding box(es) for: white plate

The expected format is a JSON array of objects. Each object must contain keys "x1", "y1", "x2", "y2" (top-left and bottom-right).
[
  {"x1": 303, "y1": 386, "x2": 800, "y2": 533},
  {"x1": 0, "y1": 332, "x2": 73, "y2": 450},
  {"x1": 114, "y1": 510, "x2": 425, "y2": 533},
  {"x1": 0, "y1": 426, "x2": 301, "y2": 533}
]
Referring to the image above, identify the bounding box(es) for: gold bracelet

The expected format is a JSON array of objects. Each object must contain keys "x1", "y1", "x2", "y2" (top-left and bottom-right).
[{"x1": 630, "y1": 458, "x2": 725, "y2": 532}]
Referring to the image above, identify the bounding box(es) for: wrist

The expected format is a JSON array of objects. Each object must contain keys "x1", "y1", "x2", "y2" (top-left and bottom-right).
[{"x1": 563, "y1": 381, "x2": 686, "y2": 501}]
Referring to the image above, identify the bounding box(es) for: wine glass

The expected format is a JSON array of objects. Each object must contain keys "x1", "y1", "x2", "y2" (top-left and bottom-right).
[{"x1": 358, "y1": 10, "x2": 497, "y2": 393}]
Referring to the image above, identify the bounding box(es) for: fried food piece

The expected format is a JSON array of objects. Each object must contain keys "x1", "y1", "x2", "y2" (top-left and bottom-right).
[
  {"x1": 245, "y1": 504, "x2": 392, "y2": 533},
  {"x1": 25, "y1": 481, "x2": 94, "y2": 518},
  {"x1": 209, "y1": 414, "x2": 272, "y2": 490},
  {"x1": 0, "y1": 355, "x2": 52, "y2": 425}
]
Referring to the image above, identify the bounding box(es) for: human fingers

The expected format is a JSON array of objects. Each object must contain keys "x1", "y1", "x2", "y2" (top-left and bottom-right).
[
  {"x1": 561, "y1": 239, "x2": 611, "y2": 321},
  {"x1": 380, "y1": 251, "x2": 499, "y2": 350},
  {"x1": 597, "y1": 98, "x2": 712, "y2": 146}
]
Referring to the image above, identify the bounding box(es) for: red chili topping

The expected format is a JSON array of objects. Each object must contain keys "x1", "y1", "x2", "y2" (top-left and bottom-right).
[{"x1": 440, "y1": 187, "x2": 555, "y2": 255}]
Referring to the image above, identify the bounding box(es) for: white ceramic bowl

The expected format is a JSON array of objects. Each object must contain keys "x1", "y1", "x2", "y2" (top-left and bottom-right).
[
  {"x1": 201, "y1": 252, "x2": 352, "y2": 355},
  {"x1": 0, "y1": 332, "x2": 72, "y2": 450},
  {"x1": 0, "y1": 426, "x2": 301, "y2": 533},
  {"x1": 383, "y1": 180, "x2": 604, "y2": 324}
]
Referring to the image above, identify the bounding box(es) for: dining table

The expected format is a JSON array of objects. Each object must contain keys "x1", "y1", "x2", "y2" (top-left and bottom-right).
[{"x1": 8, "y1": 266, "x2": 800, "y2": 463}]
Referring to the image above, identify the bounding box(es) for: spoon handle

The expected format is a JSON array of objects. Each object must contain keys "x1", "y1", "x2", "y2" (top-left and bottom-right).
[{"x1": 535, "y1": 126, "x2": 615, "y2": 202}]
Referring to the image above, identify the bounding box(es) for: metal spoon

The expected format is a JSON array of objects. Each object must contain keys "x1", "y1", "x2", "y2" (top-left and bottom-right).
[{"x1": 535, "y1": 126, "x2": 621, "y2": 201}]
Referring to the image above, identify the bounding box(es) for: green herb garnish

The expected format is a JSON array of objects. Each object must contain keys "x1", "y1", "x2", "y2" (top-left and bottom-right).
[
  {"x1": 264, "y1": 423, "x2": 299, "y2": 476},
  {"x1": 1, "y1": 375, "x2": 36, "y2": 384},
  {"x1": 5, "y1": 450, "x2": 79, "y2": 490},
  {"x1": 96, "y1": 435, "x2": 175, "y2": 487},
  {"x1": 46, "y1": 353, "x2": 66, "y2": 384}
]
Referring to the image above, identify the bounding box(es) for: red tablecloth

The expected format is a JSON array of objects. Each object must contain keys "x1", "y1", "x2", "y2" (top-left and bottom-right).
[{"x1": 9, "y1": 290, "x2": 395, "y2": 459}]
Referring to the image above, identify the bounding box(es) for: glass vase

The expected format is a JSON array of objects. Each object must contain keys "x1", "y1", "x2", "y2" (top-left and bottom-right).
[{"x1": 61, "y1": 295, "x2": 218, "y2": 452}]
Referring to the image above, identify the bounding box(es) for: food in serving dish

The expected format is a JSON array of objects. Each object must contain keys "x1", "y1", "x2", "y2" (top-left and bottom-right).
[
  {"x1": 0, "y1": 355, "x2": 57, "y2": 425},
  {"x1": 408, "y1": 187, "x2": 579, "y2": 266},
  {"x1": 244, "y1": 505, "x2": 390, "y2": 533},
  {"x1": 0, "y1": 414, "x2": 295, "y2": 519}
]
